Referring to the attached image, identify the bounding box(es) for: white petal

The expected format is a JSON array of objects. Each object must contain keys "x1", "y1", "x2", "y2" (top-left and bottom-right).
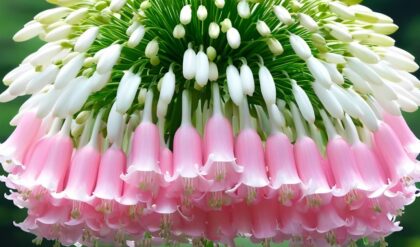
[
  {"x1": 180, "y1": 5, "x2": 192, "y2": 25},
  {"x1": 26, "y1": 64, "x2": 59, "y2": 93},
  {"x1": 290, "y1": 34, "x2": 312, "y2": 61},
  {"x1": 237, "y1": 0, "x2": 251, "y2": 19},
  {"x1": 160, "y1": 68, "x2": 176, "y2": 104},
  {"x1": 209, "y1": 62, "x2": 219, "y2": 82},
  {"x1": 306, "y1": 56, "x2": 332, "y2": 88},
  {"x1": 183, "y1": 46, "x2": 196, "y2": 80},
  {"x1": 195, "y1": 50, "x2": 209, "y2": 86},
  {"x1": 75, "y1": 27, "x2": 99, "y2": 52},
  {"x1": 116, "y1": 73, "x2": 141, "y2": 114},
  {"x1": 292, "y1": 80, "x2": 315, "y2": 123},
  {"x1": 227, "y1": 28, "x2": 241, "y2": 49},
  {"x1": 55, "y1": 53, "x2": 85, "y2": 89},
  {"x1": 97, "y1": 44, "x2": 121, "y2": 74},
  {"x1": 258, "y1": 65, "x2": 276, "y2": 105},
  {"x1": 226, "y1": 65, "x2": 243, "y2": 106},
  {"x1": 240, "y1": 62, "x2": 255, "y2": 96},
  {"x1": 107, "y1": 103, "x2": 125, "y2": 143},
  {"x1": 312, "y1": 82, "x2": 344, "y2": 119},
  {"x1": 13, "y1": 22, "x2": 43, "y2": 42}
]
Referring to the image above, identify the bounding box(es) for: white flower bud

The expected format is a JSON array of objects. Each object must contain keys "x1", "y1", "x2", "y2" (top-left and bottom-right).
[
  {"x1": 0, "y1": 90, "x2": 16, "y2": 103},
  {"x1": 160, "y1": 67, "x2": 176, "y2": 104},
  {"x1": 137, "y1": 88, "x2": 148, "y2": 105},
  {"x1": 140, "y1": 0, "x2": 152, "y2": 10},
  {"x1": 258, "y1": 65, "x2": 276, "y2": 105},
  {"x1": 347, "y1": 42, "x2": 379, "y2": 64},
  {"x1": 320, "y1": 53, "x2": 344, "y2": 65},
  {"x1": 26, "y1": 64, "x2": 59, "y2": 93},
  {"x1": 299, "y1": 13, "x2": 318, "y2": 32},
  {"x1": 128, "y1": 25, "x2": 145, "y2": 48},
  {"x1": 363, "y1": 33, "x2": 395, "y2": 47},
  {"x1": 306, "y1": 56, "x2": 332, "y2": 88},
  {"x1": 183, "y1": 44, "x2": 196, "y2": 80},
  {"x1": 369, "y1": 61, "x2": 401, "y2": 82},
  {"x1": 240, "y1": 61, "x2": 255, "y2": 96},
  {"x1": 330, "y1": 85, "x2": 363, "y2": 119},
  {"x1": 180, "y1": 5, "x2": 192, "y2": 25},
  {"x1": 227, "y1": 27, "x2": 241, "y2": 49},
  {"x1": 75, "y1": 27, "x2": 99, "y2": 52},
  {"x1": 107, "y1": 103, "x2": 125, "y2": 144},
  {"x1": 110, "y1": 0, "x2": 127, "y2": 12},
  {"x1": 35, "y1": 7, "x2": 70, "y2": 24},
  {"x1": 343, "y1": 67, "x2": 372, "y2": 94},
  {"x1": 67, "y1": 78, "x2": 94, "y2": 115},
  {"x1": 370, "y1": 23, "x2": 399, "y2": 35},
  {"x1": 383, "y1": 51, "x2": 419, "y2": 73},
  {"x1": 206, "y1": 46, "x2": 217, "y2": 61},
  {"x1": 209, "y1": 22, "x2": 220, "y2": 39},
  {"x1": 65, "y1": 8, "x2": 88, "y2": 25},
  {"x1": 173, "y1": 24, "x2": 185, "y2": 39},
  {"x1": 256, "y1": 20, "x2": 271, "y2": 37},
  {"x1": 226, "y1": 64, "x2": 243, "y2": 106},
  {"x1": 97, "y1": 44, "x2": 121, "y2": 74},
  {"x1": 347, "y1": 89, "x2": 379, "y2": 131},
  {"x1": 237, "y1": 0, "x2": 250, "y2": 19},
  {"x1": 326, "y1": 23, "x2": 353, "y2": 42},
  {"x1": 3, "y1": 64, "x2": 32, "y2": 86},
  {"x1": 116, "y1": 73, "x2": 141, "y2": 114},
  {"x1": 322, "y1": 62, "x2": 344, "y2": 85},
  {"x1": 273, "y1": 5, "x2": 293, "y2": 25},
  {"x1": 220, "y1": 19, "x2": 232, "y2": 33},
  {"x1": 312, "y1": 82, "x2": 344, "y2": 119},
  {"x1": 157, "y1": 100, "x2": 169, "y2": 118},
  {"x1": 290, "y1": 34, "x2": 311, "y2": 61},
  {"x1": 145, "y1": 39, "x2": 159, "y2": 58},
  {"x1": 209, "y1": 62, "x2": 219, "y2": 82},
  {"x1": 269, "y1": 104, "x2": 286, "y2": 128},
  {"x1": 291, "y1": 80, "x2": 315, "y2": 123},
  {"x1": 197, "y1": 5, "x2": 208, "y2": 21},
  {"x1": 89, "y1": 71, "x2": 112, "y2": 92},
  {"x1": 126, "y1": 21, "x2": 140, "y2": 36},
  {"x1": 13, "y1": 22, "x2": 43, "y2": 42},
  {"x1": 45, "y1": 24, "x2": 72, "y2": 42},
  {"x1": 29, "y1": 44, "x2": 61, "y2": 66},
  {"x1": 329, "y1": 2, "x2": 355, "y2": 20},
  {"x1": 9, "y1": 69, "x2": 38, "y2": 96},
  {"x1": 195, "y1": 48, "x2": 209, "y2": 86},
  {"x1": 215, "y1": 0, "x2": 225, "y2": 9},
  {"x1": 53, "y1": 77, "x2": 82, "y2": 117},
  {"x1": 346, "y1": 57, "x2": 383, "y2": 85},
  {"x1": 55, "y1": 53, "x2": 85, "y2": 89},
  {"x1": 267, "y1": 38, "x2": 284, "y2": 56}
]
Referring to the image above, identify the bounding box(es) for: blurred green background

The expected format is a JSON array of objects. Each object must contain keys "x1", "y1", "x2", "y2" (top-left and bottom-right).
[{"x1": 0, "y1": 0, "x2": 419, "y2": 246}]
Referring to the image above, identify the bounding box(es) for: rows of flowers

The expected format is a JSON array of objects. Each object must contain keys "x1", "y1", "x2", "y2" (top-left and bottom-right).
[{"x1": 0, "y1": 0, "x2": 419, "y2": 246}]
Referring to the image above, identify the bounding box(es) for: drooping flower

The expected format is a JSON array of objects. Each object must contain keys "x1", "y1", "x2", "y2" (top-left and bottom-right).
[{"x1": 1, "y1": 0, "x2": 419, "y2": 246}]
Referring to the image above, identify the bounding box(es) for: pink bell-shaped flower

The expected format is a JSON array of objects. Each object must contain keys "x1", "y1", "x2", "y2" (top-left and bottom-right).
[
  {"x1": 383, "y1": 113, "x2": 420, "y2": 159},
  {"x1": 0, "y1": 112, "x2": 42, "y2": 173},
  {"x1": 265, "y1": 131, "x2": 302, "y2": 205},
  {"x1": 122, "y1": 91, "x2": 162, "y2": 196},
  {"x1": 35, "y1": 119, "x2": 74, "y2": 193},
  {"x1": 202, "y1": 83, "x2": 243, "y2": 191},
  {"x1": 292, "y1": 105, "x2": 331, "y2": 200},
  {"x1": 227, "y1": 98, "x2": 269, "y2": 203},
  {"x1": 321, "y1": 111, "x2": 368, "y2": 197},
  {"x1": 92, "y1": 144, "x2": 126, "y2": 212},
  {"x1": 167, "y1": 90, "x2": 210, "y2": 198},
  {"x1": 374, "y1": 121, "x2": 417, "y2": 181}
]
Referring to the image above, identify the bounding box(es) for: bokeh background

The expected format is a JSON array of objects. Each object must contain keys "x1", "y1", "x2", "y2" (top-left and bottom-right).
[{"x1": 0, "y1": 0, "x2": 419, "y2": 246}]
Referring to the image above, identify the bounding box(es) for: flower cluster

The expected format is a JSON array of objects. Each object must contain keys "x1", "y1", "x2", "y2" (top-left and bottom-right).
[{"x1": 0, "y1": 0, "x2": 419, "y2": 246}]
